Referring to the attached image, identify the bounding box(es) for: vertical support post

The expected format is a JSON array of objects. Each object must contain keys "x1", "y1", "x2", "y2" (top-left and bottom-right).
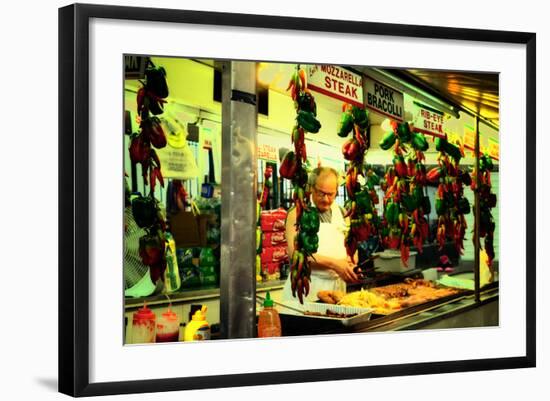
[
  {"x1": 474, "y1": 115, "x2": 481, "y2": 303},
  {"x1": 219, "y1": 61, "x2": 258, "y2": 339}
]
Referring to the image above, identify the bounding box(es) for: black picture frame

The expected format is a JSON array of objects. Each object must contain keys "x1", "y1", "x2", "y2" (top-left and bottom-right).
[{"x1": 58, "y1": 3, "x2": 536, "y2": 397}]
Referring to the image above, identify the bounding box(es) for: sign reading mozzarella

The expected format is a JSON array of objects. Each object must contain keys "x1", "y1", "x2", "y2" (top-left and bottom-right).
[
  {"x1": 364, "y1": 76, "x2": 404, "y2": 120},
  {"x1": 307, "y1": 65, "x2": 363, "y2": 107}
]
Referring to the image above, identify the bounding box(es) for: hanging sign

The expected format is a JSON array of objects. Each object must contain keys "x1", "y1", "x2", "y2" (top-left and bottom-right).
[
  {"x1": 463, "y1": 124, "x2": 476, "y2": 151},
  {"x1": 412, "y1": 102, "x2": 446, "y2": 137},
  {"x1": 124, "y1": 56, "x2": 147, "y2": 79},
  {"x1": 257, "y1": 143, "x2": 279, "y2": 163},
  {"x1": 364, "y1": 75, "x2": 404, "y2": 121},
  {"x1": 156, "y1": 119, "x2": 199, "y2": 179},
  {"x1": 156, "y1": 146, "x2": 200, "y2": 179},
  {"x1": 307, "y1": 65, "x2": 363, "y2": 107},
  {"x1": 488, "y1": 138, "x2": 500, "y2": 160}
]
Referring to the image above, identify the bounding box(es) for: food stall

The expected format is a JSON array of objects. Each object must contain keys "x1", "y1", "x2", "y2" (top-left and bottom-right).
[{"x1": 123, "y1": 56, "x2": 499, "y2": 343}]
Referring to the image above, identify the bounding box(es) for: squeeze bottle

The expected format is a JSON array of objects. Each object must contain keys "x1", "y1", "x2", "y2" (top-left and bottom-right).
[
  {"x1": 257, "y1": 292, "x2": 282, "y2": 337},
  {"x1": 155, "y1": 305, "x2": 179, "y2": 343},
  {"x1": 184, "y1": 305, "x2": 210, "y2": 341},
  {"x1": 131, "y1": 303, "x2": 156, "y2": 344}
]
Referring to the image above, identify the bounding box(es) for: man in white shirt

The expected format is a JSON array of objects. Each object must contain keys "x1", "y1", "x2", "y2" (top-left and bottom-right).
[{"x1": 283, "y1": 167, "x2": 359, "y2": 302}]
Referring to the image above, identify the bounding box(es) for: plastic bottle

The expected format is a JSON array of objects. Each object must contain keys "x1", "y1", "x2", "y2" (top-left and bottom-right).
[
  {"x1": 257, "y1": 292, "x2": 282, "y2": 338},
  {"x1": 163, "y1": 232, "x2": 181, "y2": 293},
  {"x1": 131, "y1": 303, "x2": 156, "y2": 344},
  {"x1": 184, "y1": 305, "x2": 211, "y2": 341},
  {"x1": 155, "y1": 305, "x2": 179, "y2": 343}
]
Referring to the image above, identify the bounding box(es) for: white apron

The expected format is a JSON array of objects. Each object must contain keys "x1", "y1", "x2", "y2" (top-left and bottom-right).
[{"x1": 282, "y1": 202, "x2": 348, "y2": 303}]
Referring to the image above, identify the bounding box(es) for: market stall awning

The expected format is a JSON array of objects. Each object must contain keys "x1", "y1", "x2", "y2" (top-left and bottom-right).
[{"x1": 391, "y1": 69, "x2": 499, "y2": 128}]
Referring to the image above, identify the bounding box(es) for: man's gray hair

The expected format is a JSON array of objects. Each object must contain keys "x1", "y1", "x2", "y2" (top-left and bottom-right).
[{"x1": 307, "y1": 166, "x2": 340, "y2": 191}]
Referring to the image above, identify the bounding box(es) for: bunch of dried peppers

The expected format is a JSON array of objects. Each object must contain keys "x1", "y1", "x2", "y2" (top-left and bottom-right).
[
  {"x1": 130, "y1": 61, "x2": 169, "y2": 194},
  {"x1": 128, "y1": 60, "x2": 171, "y2": 282},
  {"x1": 426, "y1": 136, "x2": 471, "y2": 255},
  {"x1": 337, "y1": 103, "x2": 381, "y2": 264},
  {"x1": 379, "y1": 121, "x2": 431, "y2": 266},
  {"x1": 471, "y1": 153, "x2": 497, "y2": 276},
  {"x1": 279, "y1": 65, "x2": 322, "y2": 303}
]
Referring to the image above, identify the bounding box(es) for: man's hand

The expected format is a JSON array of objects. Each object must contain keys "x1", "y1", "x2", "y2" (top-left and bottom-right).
[{"x1": 332, "y1": 258, "x2": 360, "y2": 283}]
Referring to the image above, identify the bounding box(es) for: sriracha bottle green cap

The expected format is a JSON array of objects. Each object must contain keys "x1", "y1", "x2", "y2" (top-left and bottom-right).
[{"x1": 263, "y1": 291, "x2": 274, "y2": 307}]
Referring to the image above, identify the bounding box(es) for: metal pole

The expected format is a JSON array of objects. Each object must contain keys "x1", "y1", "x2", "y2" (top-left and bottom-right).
[
  {"x1": 219, "y1": 61, "x2": 258, "y2": 339},
  {"x1": 474, "y1": 115, "x2": 481, "y2": 303}
]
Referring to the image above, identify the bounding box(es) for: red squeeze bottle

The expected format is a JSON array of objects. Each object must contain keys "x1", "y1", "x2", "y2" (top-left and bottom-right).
[
  {"x1": 132, "y1": 303, "x2": 156, "y2": 344},
  {"x1": 156, "y1": 306, "x2": 179, "y2": 343},
  {"x1": 258, "y1": 292, "x2": 282, "y2": 338}
]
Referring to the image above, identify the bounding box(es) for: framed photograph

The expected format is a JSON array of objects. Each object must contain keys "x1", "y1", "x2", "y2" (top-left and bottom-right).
[{"x1": 58, "y1": 3, "x2": 536, "y2": 397}]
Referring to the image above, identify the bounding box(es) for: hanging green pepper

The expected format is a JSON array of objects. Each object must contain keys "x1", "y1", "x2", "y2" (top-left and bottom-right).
[
  {"x1": 457, "y1": 197, "x2": 471, "y2": 214},
  {"x1": 411, "y1": 132, "x2": 429, "y2": 151},
  {"x1": 131, "y1": 195, "x2": 158, "y2": 228},
  {"x1": 401, "y1": 194, "x2": 418, "y2": 212},
  {"x1": 366, "y1": 171, "x2": 380, "y2": 189},
  {"x1": 413, "y1": 185, "x2": 424, "y2": 204},
  {"x1": 351, "y1": 106, "x2": 369, "y2": 129},
  {"x1": 445, "y1": 142, "x2": 462, "y2": 162},
  {"x1": 435, "y1": 137, "x2": 446, "y2": 152},
  {"x1": 299, "y1": 207, "x2": 320, "y2": 233},
  {"x1": 379, "y1": 131, "x2": 397, "y2": 150},
  {"x1": 296, "y1": 110, "x2": 321, "y2": 133},
  {"x1": 355, "y1": 190, "x2": 373, "y2": 213},
  {"x1": 298, "y1": 231, "x2": 319, "y2": 254},
  {"x1": 385, "y1": 201, "x2": 399, "y2": 226},
  {"x1": 297, "y1": 92, "x2": 316, "y2": 115},
  {"x1": 337, "y1": 111, "x2": 354, "y2": 137},
  {"x1": 397, "y1": 122, "x2": 412, "y2": 142},
  {"x1": 435, "y1": 198, "x2": 447, "y2": 216}
]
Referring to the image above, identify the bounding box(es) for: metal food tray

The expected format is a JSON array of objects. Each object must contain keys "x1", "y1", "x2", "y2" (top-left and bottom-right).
[{"x1": 280, "y1": 301, "x2": 373, "y2": 327}]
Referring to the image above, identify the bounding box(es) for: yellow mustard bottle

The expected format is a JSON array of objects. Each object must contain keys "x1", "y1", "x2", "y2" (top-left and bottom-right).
[{"x1": 184, "y1": 305, "x2": 210, "y2": 341}]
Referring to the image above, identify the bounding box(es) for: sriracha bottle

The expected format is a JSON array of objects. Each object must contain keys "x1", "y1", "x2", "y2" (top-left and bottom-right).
[{"x1": 257, "y1": 292, "x2": 282, "y2": 338}]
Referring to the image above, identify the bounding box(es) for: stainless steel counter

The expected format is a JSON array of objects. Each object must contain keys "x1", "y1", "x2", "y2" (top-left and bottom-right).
[{"x1": 124, "y1": 279, "x2": 286, "y2": 309}]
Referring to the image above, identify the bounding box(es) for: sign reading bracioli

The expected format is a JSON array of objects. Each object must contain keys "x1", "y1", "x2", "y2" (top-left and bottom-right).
[
  {"x1": 307, "y1": 65, "x2": 363, "y2": 107},
  {"x1": 364, "y1": 76, "x2": 404, "y2": 121}
]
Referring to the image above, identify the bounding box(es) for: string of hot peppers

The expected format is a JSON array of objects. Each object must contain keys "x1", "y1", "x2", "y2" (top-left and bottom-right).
[
  {"x1": 471, "y1": 154, "x2": 497, "y2": 279},
  {"x1": 379, "y1": 122, "x2": 431, "y2": 266},
  {"x1": 128, "y1": 61, "x2": 170, "y2": 282},
  {"x1": 426, "y1": 137, "x2": 471, "y2": 255},
  {"x1": 337, "y1": 103, "x2": 380, "y2": 264},
  {"x1": 279, "y1": 65, "x2": 322, "y2": 304},
  {"x1": 130, "y1": 62, "x2": 169, "y2": 196}
]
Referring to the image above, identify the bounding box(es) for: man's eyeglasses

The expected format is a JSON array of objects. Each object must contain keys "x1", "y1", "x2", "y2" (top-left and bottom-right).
[{"x1": 314, "y1": 186, "x2": 337, "y2": 199}]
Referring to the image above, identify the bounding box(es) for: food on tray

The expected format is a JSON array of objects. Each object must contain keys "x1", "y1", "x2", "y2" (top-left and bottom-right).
[
  {"x1": 338, "y1": 289, "x2": 402, "y2": 315},
  {"x1": 317, "y1": 290, "x2": 345, "y2": 304},
  {"x1": 303, "y1": 309, "x2": 358, "y2": 319},
  {"x1": 318, "y1": 279, "x2": 460, "y2": 315}
]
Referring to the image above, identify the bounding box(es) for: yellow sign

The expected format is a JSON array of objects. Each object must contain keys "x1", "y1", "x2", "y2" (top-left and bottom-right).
[
  {"x1": 257, "y1": 143, "x2": 278, "y2": 162},
  {"x1": 488, "y1": 138, "x2": 500, "y2": 160},
  {"x1": 463, "y1": 125, "x2": 476, "y2": 150}
]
